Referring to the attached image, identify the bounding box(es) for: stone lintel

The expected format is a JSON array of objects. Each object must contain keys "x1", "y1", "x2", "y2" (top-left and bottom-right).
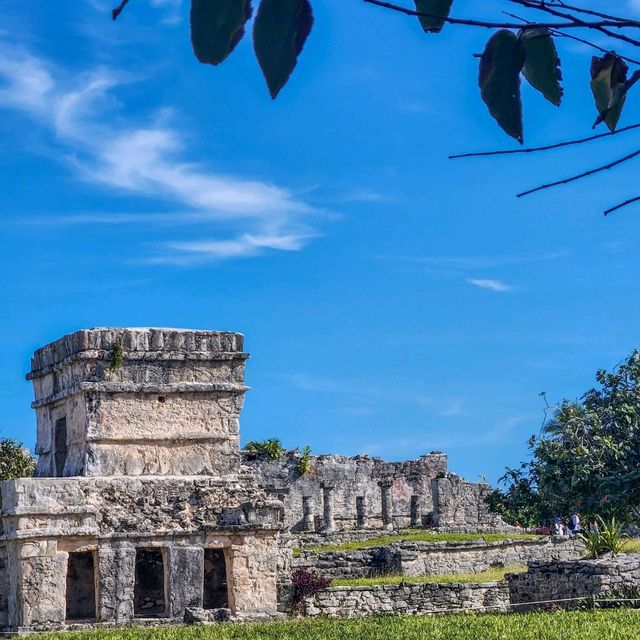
[{"x1": 31, "y1": 382, "x2": 250, "y2": 409}]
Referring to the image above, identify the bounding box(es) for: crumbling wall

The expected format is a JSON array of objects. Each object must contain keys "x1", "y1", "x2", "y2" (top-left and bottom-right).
[
  {"x1": 304, "y1": 581, "x2": 510, "y2": 618},
  {"x1": 246, "y1": 453, "x2": 503, "y2": 532},
  {"x1": 244, "y1": 452, "x2": 448, "y2": 531},
  {"x1": 293, "y1": 537, "x2": 583, "y2": 580},
  {"x1": 0, "y1": 475, "x2": 283, "y2": 632},
  {"x1": 431, "y1": 474, "x2": 503, "y2": 530},
  {"x1": 507, "y1": 555, "x2": 640, "y2": 610}
]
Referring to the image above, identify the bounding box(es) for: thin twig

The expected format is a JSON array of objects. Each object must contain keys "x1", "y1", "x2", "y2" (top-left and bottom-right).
[
  {"x1": 363, "y1": 0, "x2": 640, "y2": 30},
  {"x1": 517, "y1": 148, "x2": 640, "y2": 198},
  {"x1": 502, "y1": 10, "x2": 640, "y2": 65},
  {"x1": 449, "y1": 124, "x2": 640, "y2": 159},
  {"x1": 112, "y1": 0, "x2": 130, "y2": 20},
  {"x1": 508, "y1": 0, "x2": 640, "y2": 48},
  {"x1": 604, "y1": 195, "x2": 640, "y2": 216},
  {"x1": 518, "y1": 0, "x2": 629, "y2": 24}
]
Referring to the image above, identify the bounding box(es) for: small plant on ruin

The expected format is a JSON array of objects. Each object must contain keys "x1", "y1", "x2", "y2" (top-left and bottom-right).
[
  {"x1": 578, "y1": 516, "x2": 629, "y2": 558},
  {"x1": 108, "y1": 339, "x2": 125, "y2": 372},
  {"x1": 578, "y1": 526, "x2": 603, "y2": 560},
  {"x1": 296, "y1": 446, "x2": 312, "y2": 476},
  {"x1": 0, "y1": 438, "x2": 35, "y2": 480},
  {"x1": 244, "y1": 438, "x2": 285, "y2": 460},
  {"x1": 597, "y1": 516, "x2": 630, "y2": 557},
  {"x1": 291, "y1": 568, "x2": 330, "y2": 606}
]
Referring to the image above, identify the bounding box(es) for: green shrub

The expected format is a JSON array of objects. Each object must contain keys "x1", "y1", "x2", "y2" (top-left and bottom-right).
[
  {"x1": 108, "y1": 340, "x2": 125, "y2": 371},
  {"x1": 296, "y1": 445, "x2": 312, "y2": 475},
  {"x1": 244, "y1": 438, "x2": 285, "y2": 460},
  {"x1": 578, "y1": 516, "x2": 629, "y2": 558}
]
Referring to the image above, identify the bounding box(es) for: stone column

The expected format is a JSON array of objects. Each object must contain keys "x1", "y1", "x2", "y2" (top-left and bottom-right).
[
  {"x1": 410, "y1": 495, "x2": 421, "y2": 527},
  {"x1": 379, "y1": 480, "x2": 393, "y2": 530},
  {"x1": 167, "y1": 546, "x2": 204, "y2": 617},
  {"x1": 302, "y1": 496, "x2": 315, "y2": 531},
  {"x1": 321, "y1": 484, "x2": 335, "y2": 533},
  {"x1": 98, "y1": 542, "x2": 136, "y2": 623},
  {"x1": 356, "y1": 496, "x2": 367, "y2": 529}
]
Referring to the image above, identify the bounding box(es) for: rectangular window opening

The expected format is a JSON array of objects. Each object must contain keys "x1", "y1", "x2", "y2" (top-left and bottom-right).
[
  {"x1": 66, "y1": 551, "x2": 96, "y2": 621},
  {"x1": 203, "y1": 549, "x2": 228, "y2": 609},
  {"x1": 54, "y1": 417, "x2": 68, "y2": 477},
  {"x1": 134, "y1": 548, "x2": 166, "y2": 617}
]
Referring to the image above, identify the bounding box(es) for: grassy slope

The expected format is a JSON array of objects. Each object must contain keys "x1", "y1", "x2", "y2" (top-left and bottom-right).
[
  {"x1": 299, "y1": 531, "x2": 540, "y2": 554},
  {"x1": 624, "y1": 539, "x2": 640, "y2": 553},
  {"x1": 39, "y1": 610, "x2": 640, "y2": 640},
  {"x1": 331, "y1": 564, "x2": 528, "y2": 587}
]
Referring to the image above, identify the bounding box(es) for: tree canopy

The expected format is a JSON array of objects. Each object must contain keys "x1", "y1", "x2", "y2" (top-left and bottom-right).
[
  {"x1": 0, "y1": 439, "x2": 35, "y2": 481},
  {"x1": 488, "y1": 351, "x2": 640, "y2": 526}
]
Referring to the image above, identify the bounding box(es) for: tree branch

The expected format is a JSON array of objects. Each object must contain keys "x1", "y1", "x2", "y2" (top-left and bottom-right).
[
  {"x1": 449, "y1": 124, "x2": 640, "y2": 159},
  {"x1": 604, "y1": 195, "x2": 640, "y2": 216},
  {"x1": 508, "y1": 0, "x2": 640, "y2": 48},
  {"x1": 363, "y1": 0, "x2": 640, "y2": 30},
  {"x1": 501, "y1": 10, "x2": 640, "y2": 66},
  {"x1": 112, "y1": 0, "x2": 130, "y2": 21},
  {"x1": 517, "y1": 148, "x2": 640, "y2": 198}
]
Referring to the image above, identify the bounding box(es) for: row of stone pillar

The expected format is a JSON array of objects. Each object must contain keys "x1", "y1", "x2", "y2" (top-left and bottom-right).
[{"x1": 302, "y1": 481, "x2": 421, "y2": 532}]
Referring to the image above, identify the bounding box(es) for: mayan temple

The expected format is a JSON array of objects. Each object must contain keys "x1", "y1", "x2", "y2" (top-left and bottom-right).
[{"x1": 0, "y1": 328, "x2": 283, "y2": 633}]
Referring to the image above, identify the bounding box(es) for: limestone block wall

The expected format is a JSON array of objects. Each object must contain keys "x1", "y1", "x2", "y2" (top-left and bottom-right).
[
  {"x1": 507, "y1": 555, "x2": 640, "y2": 610},
  {"x1": 431, "y1": 474, "x2": 503, "y2": 529},
  {"x1": 293, "y1": 537, "x2": 582, "y2": 580},
  {"x1": 0, "y1": 475, "x2": 283, "y2": 632},
  {"x1": 28, "y1": 328, "x2": 249, "y2": 477},
  {"x1": 304, "y1": 581, "x2": 510, "y2": 618},
  {"x1": 244, "y1": 452, "x2": 449, "y2": 531}
]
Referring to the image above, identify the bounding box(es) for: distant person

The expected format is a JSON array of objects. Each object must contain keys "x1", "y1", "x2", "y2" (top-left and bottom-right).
[
  {"x1": 553, "y1": 517, "x2": 563, "y2": 536},
  {"x1": 589, "y1": 519, "x2": 600, "y2": 534},
  {"x1": 569, "y1": 512, "x2": 581, "y2": 537}
]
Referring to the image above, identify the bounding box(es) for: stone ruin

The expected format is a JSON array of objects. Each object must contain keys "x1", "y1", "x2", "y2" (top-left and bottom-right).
[
  {"x1": 0, "y1": 327, "x2": 506, "y2": 633},
  {"x1": 0, "y1": 328, "x2": 283, "y2": 634},
  {"x1": 244, "y1": 452, "x2": 503, "y2": 534}
]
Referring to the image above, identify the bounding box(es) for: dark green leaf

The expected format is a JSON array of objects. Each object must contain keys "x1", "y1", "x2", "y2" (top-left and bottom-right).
[
  {"x1": 590, "y1": 52, "x2": 635, "y2": 132},
  {"x1": 479, "y1": 30, "x2": 525, "y2": 143},
  {"x1": 190, "y1": 0, "x2": 253, "y2": 66},
  {"x1": 414, "y1": 0, "x2": 454, "y2": 33},
  {"x1": 520, "y1": 28, "x2": 563, "y2": 107},
  {"x1": 253, "y1": 0, "x2": 314, "y2": 99}
]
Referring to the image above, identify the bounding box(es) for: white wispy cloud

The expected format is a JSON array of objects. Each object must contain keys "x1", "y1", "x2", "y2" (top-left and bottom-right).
[
  {"x1": 466, "y1": 278, "x2": 513, "y2": 293},
  {"x1": 384, "y1": 251, "x2": 566, "y2": 291},
  {"x1": 0, "y1": 43, "x2": 321, "y2": 263},
  {"x1": 389, "y1": 251, "x2": 567, "y2": 271}
]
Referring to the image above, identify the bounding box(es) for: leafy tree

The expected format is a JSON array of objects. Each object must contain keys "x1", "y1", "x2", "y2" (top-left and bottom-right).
[
  {"x1": 0, "y1": 439, "x2": 36, "y2": 481},
  {"x1": 110, "y1": 0, "x2": 640, "y2": 214},
  {"x1": 488, "y1": 351, "x2": 640, "y2": 525}
]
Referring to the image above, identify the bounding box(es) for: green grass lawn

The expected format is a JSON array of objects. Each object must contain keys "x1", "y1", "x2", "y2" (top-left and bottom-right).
[
  {"x1": 623, "y1": 538, "x2": 640, "y2": 554},
  {"x1": 298, "y1": 531, "x2": 540, "y2": 554},
  {"x1": 330, "y1": 564, "x2": 528, "y2": 587},
  {"x1": 38, "y1": 610, "x2": 640, "y2": 640}
]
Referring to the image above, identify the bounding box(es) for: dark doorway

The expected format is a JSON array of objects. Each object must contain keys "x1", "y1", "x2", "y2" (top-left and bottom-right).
[
  {"x1": 203, "y1": 549, "x2": 228, "y2": 609},
  {"x1": 66, "y1": 552, "x2": 96, "y2": 621},
  {"x1": 54, "y1": 417, "x2": 68, "y2": 477},
  {"x1": 134, "y1": 549, "x2": 166, "y2": 616}
]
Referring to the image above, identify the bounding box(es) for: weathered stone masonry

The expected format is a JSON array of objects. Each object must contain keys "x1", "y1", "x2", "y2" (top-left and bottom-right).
[
  {"x1": 244, "y1": 452, "x2": 503, "y2": 533},
  {"x1": 0, "y1": 328, "x2": 284, "y2": 634}
]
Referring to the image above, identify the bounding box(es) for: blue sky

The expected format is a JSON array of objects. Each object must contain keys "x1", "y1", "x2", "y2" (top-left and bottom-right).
[{"x1": 2, "y1": 0, "x2": 640, "y2": 484}]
